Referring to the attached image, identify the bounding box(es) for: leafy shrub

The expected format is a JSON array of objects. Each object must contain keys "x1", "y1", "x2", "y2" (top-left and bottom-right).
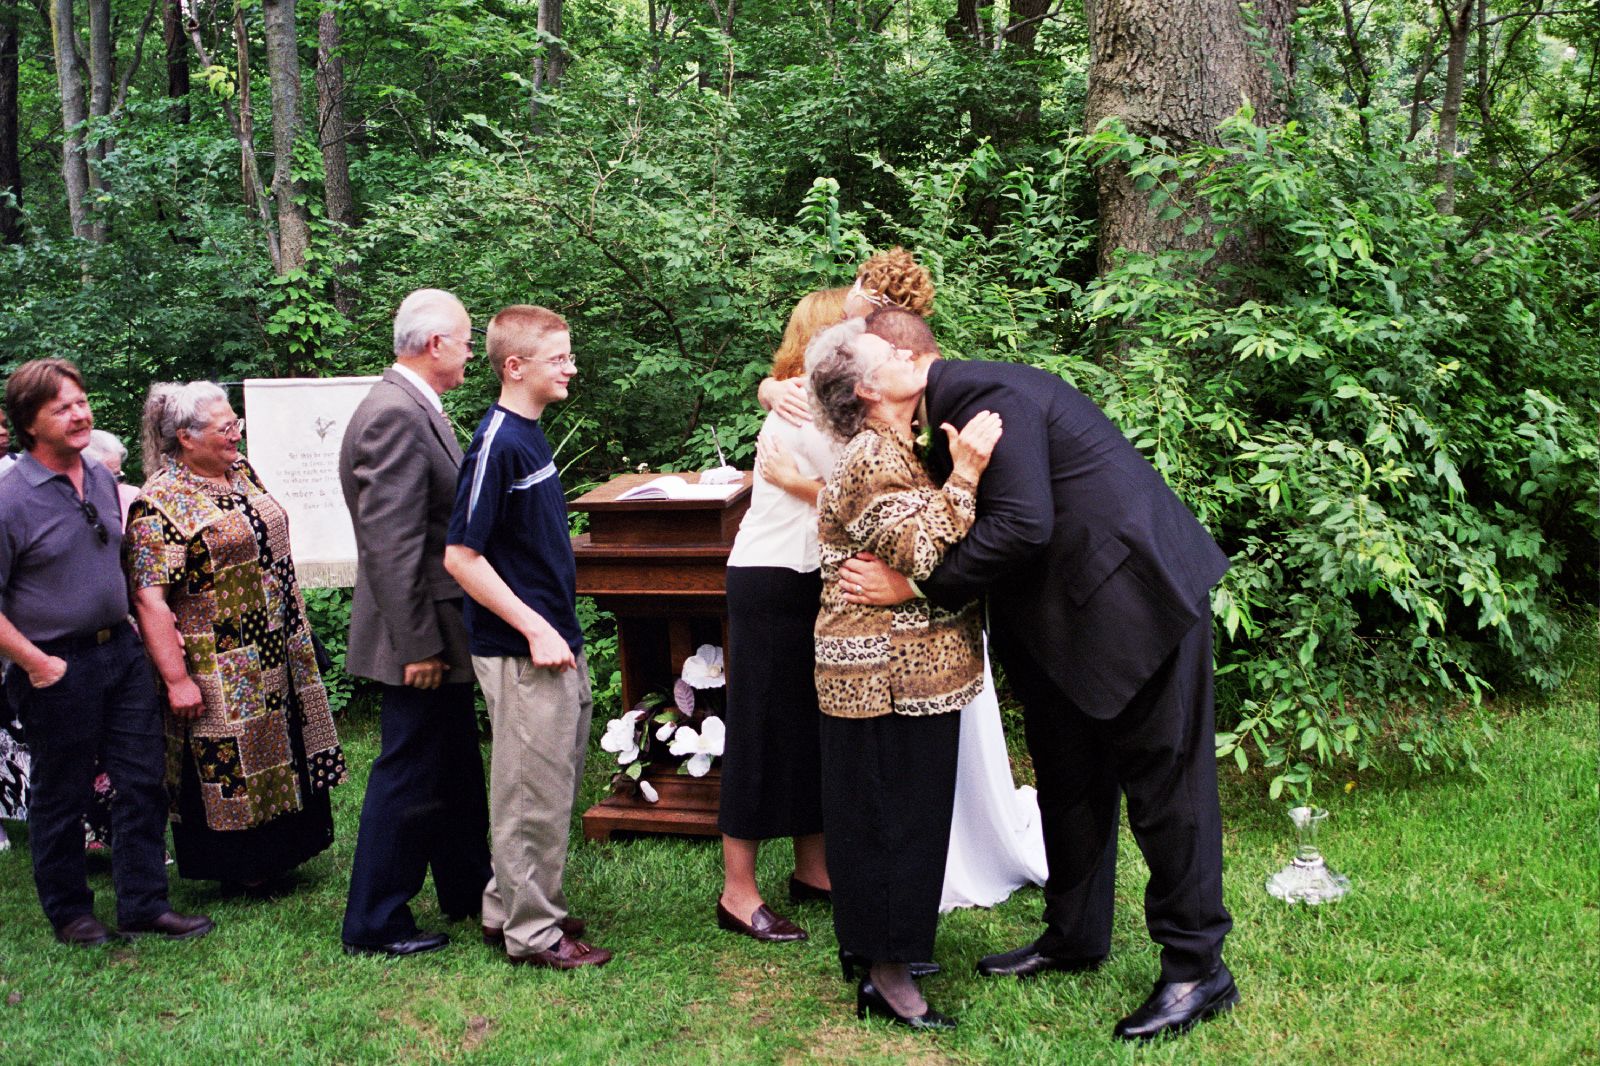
[{"x1": 1072, "y1": 111, "x2": 1598, "y2": 798}]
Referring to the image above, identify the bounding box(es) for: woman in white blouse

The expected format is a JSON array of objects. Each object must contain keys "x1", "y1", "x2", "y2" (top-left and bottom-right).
[{"x1": 715, "y1": 288, "x2": 848, "y2": 943}]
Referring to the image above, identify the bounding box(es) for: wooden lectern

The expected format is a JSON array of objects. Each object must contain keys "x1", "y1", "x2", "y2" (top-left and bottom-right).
[{"x1": 572, "y1": 472, "x2": 752, "y2": 842}]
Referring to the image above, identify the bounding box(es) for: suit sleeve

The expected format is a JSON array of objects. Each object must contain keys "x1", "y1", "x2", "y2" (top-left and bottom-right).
[
  {"x1": 346, "y1": 403, "x2": 445, "y2": 664},
  {"x1": 921, "y1": 387, "x2": 1055, "y2": 609}
]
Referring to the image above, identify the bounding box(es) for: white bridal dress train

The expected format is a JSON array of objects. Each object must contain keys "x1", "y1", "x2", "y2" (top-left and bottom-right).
[{"x1": 940, "y1": 641, "x2": 1049, "y2": 911}]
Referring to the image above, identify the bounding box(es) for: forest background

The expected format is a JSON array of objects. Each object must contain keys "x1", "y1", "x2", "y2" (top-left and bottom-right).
[{"x1": 0, "y1": 0, "x2": 1595, "y2": 801}]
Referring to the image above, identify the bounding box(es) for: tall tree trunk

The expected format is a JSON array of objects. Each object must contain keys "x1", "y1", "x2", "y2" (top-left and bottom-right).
[
  {"x1": 948, "y1": 0, "x2": 993, "y2": 45},
  {"x1": 262, "y1": 0, "x2": 309, "y2": 273},
  {"x1": 87, "y1": 0, "x2": 111, "y2": 131},
  {"x1": 1083, "y1": 0, "x2": 1295, "y2": 276},
  {"x1": 316, "y1": 2, "x2": 353, "y2": 228},
  {"x1": 316, "y1": 0, "x2": 356, "y2": 313},
  {"x1": 163, "y1": 0, "x2": 189, "y2": 122},
  {"x1": 1339, "y1": 0, "x2": 1374, "y2": 149},
  {"x1": 49, "y1": 0, "x2": 94, "y2": 240},
  {"x1": 531, "y1": 0, "x2": 564, "y2": 121},
  {"x1": 1434, "y1": 0, "x2": 1473, "y2": 215},
  {"x1": 0, "y1": 0, "x2": 19, "y2": 244},
  {"x1": 1003, "y1": 0, "x2": 1052, "y2": 51},
  {"x1": 185, "y1": 6, "x2": 280, "y2": 269},
  {"x1": 84, "y1": 0, "x2": 111, "y2": 242}
]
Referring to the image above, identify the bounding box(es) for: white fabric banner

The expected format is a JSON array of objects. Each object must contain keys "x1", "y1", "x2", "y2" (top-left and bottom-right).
[{"x1": 243, "y1": 376, "x2": 381, "y2": 588}]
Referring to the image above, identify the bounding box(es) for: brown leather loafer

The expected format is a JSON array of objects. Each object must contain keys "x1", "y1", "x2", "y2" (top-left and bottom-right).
[
  {"x1": 506, "y1": 933, "x2": 612, "y2": 970},
  {"x1": 120, "y1": 910, "x2": 216, "y2": 941},
  {"x1": 716, "y1": 900, "x2": 807, "y2": 942},
  {"x1": 483, "y1": 916, "x2": 585, "y2": 948},
  {"x1": 54, "y1": 914, "x2": 119, "y2": 946}
]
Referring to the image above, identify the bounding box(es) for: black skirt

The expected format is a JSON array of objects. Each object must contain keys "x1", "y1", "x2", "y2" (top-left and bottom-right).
[
  {"x1": 717, "y1": 566, "x2": 825, "y2": 841},
  {"x1": 821, "y1": 709, "x2": 960, "y2": 964}
]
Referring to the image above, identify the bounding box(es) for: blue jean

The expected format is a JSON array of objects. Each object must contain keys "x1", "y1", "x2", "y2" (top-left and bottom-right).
[{"x1": 7, "y1": 625, "x2": 170, "y2": 929}]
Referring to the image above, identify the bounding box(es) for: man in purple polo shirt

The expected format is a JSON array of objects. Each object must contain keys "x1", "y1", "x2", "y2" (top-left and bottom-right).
[{"x1": 0, "y1": 358, "x2": 212, "y2": 946}]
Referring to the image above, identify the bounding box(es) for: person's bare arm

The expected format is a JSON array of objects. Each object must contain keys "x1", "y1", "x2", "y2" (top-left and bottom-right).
[
  {"x1": 443, "y1": 544, "x2": 575, "y2": 670},
  {"x1": 757, "y1": 376, "x2": 813, "y2": 427},
  {"x1": 756, "y1": 431, "x2": 823, "y2": 506},
  {"x1": 131, "y1": 585, "x2": 204, "y2": 717},
  {"x1": 0, "y1": 612, "x2": 65, "y2": 689},
  {"x1": 837, "y1": 552, "x2": 916, "y2": 605}
]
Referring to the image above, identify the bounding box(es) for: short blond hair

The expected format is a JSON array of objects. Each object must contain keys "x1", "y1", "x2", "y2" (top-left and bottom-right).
[{"x1": 486, "y1": 304, "x2": 568, "y2": 380}]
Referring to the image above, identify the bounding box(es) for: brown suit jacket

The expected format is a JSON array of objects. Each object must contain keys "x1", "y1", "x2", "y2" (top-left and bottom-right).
[{"x1": 339, "y1": 369, "x2": 471, "y2": 686}]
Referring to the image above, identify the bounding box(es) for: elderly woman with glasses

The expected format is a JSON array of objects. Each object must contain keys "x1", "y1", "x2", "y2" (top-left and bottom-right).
[
  {"x1": 805, "y1": 317, "x2": 1002, "y2": 1031},
  {"x1": 124, "y1": 381, "x2": 346, "y2": 891}
]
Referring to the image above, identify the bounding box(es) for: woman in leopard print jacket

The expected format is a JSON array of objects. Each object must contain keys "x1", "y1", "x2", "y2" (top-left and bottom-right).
[{"x1": 804, "y1": 315, "x2": 1001, "y2": 1031}]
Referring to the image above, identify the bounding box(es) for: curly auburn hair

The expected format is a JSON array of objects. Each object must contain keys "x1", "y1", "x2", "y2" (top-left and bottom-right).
[
  {"x1": 855, "y1": 247, "x2": 934, "y2": 317},
  {"x1": 771, "y1": 287, "x2": 848, "y2": 381}
]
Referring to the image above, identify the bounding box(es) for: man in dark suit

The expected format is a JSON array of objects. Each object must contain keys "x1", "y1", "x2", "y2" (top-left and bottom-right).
[
  {"x1": 338, "y1": 288, "x2": 495, "y2": 956},
  {"x1": 839, "y1": 308, "x2": 1236, "y2": 1040}
]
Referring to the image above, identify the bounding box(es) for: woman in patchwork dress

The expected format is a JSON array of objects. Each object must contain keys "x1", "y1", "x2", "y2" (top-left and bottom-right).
[{"x1": 125, "y1": 382, "x2": 346, "y2": 889}]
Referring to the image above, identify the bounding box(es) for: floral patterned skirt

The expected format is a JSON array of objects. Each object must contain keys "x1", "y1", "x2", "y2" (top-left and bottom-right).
[{"x1": 1, "y1": 714, "x2": 121, "y2": 849}]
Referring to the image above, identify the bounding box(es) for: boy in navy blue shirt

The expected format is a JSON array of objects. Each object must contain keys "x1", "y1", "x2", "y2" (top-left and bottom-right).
[{"x1": 444, "y1": 305, "x2": 611, "y2": 970}]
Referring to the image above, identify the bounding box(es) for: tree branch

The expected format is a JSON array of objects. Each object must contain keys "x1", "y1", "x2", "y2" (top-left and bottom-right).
[
  {"x1": 113, "y1": 0, "x2": 161, "y2": 114},
  {"x1": 1469, "y1": 191, "x2": 1600, "y2": 264}
]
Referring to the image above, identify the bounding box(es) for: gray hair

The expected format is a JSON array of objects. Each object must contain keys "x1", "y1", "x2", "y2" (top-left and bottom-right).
[
  {"x1": 805, "y1": 318, "x2": 888, "y2": 442},
  {"x1": 393, "y1": 288, "x2": 466, "y2": 358},
  {"x1": 83, "y1": 429, "x2": 128, "y2": 468},
  {"x1": 141, "y1": 381, "x2": 228, "y2": 472}
]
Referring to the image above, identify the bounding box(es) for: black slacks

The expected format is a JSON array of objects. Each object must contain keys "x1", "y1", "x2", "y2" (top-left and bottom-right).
[
  {"x1": 821, "y1": 709, "x2": 960, "y2": 965},
  {"x1": 341, "y1": 681, "x2": 493, "y2": 946},
  {"x1": 6, "y1": 625, "x2": 170, "y2": 929},
  {"x1": 1001, "y1": 608, "x2": 1231, "y2": 982}
]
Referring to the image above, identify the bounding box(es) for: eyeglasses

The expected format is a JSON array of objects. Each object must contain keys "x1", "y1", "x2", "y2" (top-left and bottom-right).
[
  {"x1": 78, "y1": 496, "x2": 108, "y2": 546},
  {"x1": 512, "y1": 354, "x2": 577, "y2": 370},
  {"x1": 211, "y1": 418, "x2": 245, "y2": 438}
]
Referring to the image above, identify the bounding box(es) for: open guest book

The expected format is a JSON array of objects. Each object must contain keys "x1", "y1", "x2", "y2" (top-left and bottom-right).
[{"x1": 614, "y1": 475, "x2": 744, "y2": 502}]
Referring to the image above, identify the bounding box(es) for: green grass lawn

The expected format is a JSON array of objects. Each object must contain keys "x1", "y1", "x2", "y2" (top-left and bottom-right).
[{"x1": 1, "y1": 653, "x2": 1594, "y2": 1066}]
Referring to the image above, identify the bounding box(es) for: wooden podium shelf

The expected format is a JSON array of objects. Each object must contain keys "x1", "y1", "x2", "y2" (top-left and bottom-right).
[
  {"x1": 572, "y1": 472, "x2": 750, "y2": 842},
  {"x1": 581, "y1": 769, "x2": 722, "y2": 843}
]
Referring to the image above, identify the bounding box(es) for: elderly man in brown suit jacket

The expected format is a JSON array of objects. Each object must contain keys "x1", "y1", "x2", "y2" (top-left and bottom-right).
[{"x1": 338, "y1": 288, "x2": 495, "y2": 956}]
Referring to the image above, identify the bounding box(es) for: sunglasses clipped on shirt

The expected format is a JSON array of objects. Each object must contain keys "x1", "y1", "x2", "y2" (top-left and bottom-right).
[{"x1": 78, "y1": 496, "x2": 108, "y2": 546}]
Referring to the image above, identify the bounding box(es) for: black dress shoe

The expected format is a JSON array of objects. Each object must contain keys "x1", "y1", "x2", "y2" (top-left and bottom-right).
[
  {"x1": 1113, "y1": 963, "x2": 1240, "y2": 1041},
  {"x1": 976, "y1": 940, "x2": 1104, "y2": 978},
  {"x1": 54, "y1": 914, "x2": 120, "y2": 946},
  {"x1": 838, "y1": 949, "x2": 940, "y2": 981},
  {"x1": 343, "y1": 930, "x2": 450, "y2": 957},
  {"x1": 855, "y1": 977, "x2": 956, "y2": 1031},
  {"x1": 716, "y1": 900, "x2": 807, "y2": 942},
  {"x1": 120, "y1": 910, "x2": 216, "y2": 941},
  {"x1": 787, "y1": 875, "x2": 831, "y2": 905}
]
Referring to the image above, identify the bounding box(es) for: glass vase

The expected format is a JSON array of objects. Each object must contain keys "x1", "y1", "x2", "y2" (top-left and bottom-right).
[{"x1": 1265, "y1": 805, "x2": 1351, "y2": 905}]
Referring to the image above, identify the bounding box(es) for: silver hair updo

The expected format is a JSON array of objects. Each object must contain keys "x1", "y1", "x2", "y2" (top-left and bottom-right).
[
  {"x1": 804, "y1": 317, "x2": 888, "y2": 443},
  {"x1": 141, "y1": 380, "x2": 228, "y2": 473},
  {"x1": 83, "y1": 429, "x2": 129, "y2": 468}
]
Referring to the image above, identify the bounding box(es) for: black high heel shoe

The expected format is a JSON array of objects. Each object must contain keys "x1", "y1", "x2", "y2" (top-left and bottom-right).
[
  {"x1": 839, "y1": 949, "x2": 941, "y2": 981},
  {"x1": 855, "y1": 977, "x2": 957, "y2": 1031}
]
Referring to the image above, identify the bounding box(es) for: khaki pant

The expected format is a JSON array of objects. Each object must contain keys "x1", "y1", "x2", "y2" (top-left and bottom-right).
[{"x1": 475, "y1": 650, "x2": 592, "y2": 957}]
